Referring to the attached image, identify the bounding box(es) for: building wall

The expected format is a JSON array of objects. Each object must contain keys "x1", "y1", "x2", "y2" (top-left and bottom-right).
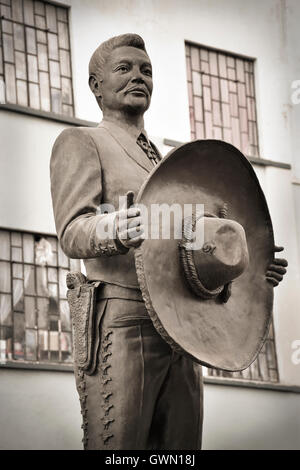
[
  {"x1": 1, "y1": 0, "x2": 299, "y2": 449},
  {"x1": 0, "y1": 369, "x2": 299, "y2": 450}
]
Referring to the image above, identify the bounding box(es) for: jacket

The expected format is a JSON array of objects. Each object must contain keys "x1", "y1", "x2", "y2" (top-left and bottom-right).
[{"x1": 50, "y1": 119, "x2": 161, "y2": 288}]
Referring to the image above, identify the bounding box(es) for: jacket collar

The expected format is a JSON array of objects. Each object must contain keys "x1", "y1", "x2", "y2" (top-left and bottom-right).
[{"x1": 98, "y1": 120, "x2": 159, "y2": 173}]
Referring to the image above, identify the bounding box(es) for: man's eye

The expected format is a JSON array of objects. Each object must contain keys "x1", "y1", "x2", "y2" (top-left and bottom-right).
[
  {"x1": 143, "y1": 69, "x2": 152, "y2": 77},
  {"x1": 117, "y1": 66, "x2": 129, "y2": 72}
]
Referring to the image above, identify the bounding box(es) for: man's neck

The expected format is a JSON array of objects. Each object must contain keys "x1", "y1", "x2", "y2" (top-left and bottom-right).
[{"x1": 102, "y1": 109, "x2": 145, "y2": 140}]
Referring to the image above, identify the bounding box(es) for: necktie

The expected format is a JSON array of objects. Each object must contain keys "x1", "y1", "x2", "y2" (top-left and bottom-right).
[{"x1": 137, "y1": 134, "x2": 160, "y2": 166}]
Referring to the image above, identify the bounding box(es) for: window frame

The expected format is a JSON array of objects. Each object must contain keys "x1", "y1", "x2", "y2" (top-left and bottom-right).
[
  {"x1": 0, "y1": 226, "x2": 80, "y2": 370},
  {"x1": 0, "y1": 0, "x2": 75, "y2": 117},
  {"x1": 185, "y1": 40, "x2": 260, "y2": 158}
]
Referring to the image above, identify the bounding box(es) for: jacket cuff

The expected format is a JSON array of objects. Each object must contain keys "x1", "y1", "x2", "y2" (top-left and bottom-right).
[{"x1": 91, "y1": 212, "x2": 129, "y2": 256}]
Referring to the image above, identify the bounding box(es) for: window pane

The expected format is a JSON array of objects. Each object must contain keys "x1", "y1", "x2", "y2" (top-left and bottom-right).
[
  {"x1": 38, "y1": 330, "x2": 48, "y2": 361},
  {"x1": 61, "y1": 332, "x2": 72, "y2": 362},
  {"x1": 29, "y1": 82, "x2": 40, "y2": 108},
  {"x1": 3, "y1": 34, "x2": 14, "y2": 63},
  {"x1": 48, "y1": 267, "x2": 57, "y2": 283},
  {"x1": 25, "y1": 27, "x2": 37, "y2": 55},
  {"x1": 35, "y1": 1, "x2": 45, "y2": 16},
  {"x1": 59, "y1": 269, "x2": 68, "y2": 299},
  {"x1": 0, "y1": 326, "x2": 13, "y2": 362},
  {"x1": 24, "y1": 264, "x2": 35, "y2": 295},
  {"x1": 25, "y1": 295, "x2": 36, "y2": 328},
  {"x1": 0, "y1": 261, "x2": 11, "y2": 292},
  {"x1": 12, "y1": 0, "x2": 23, "y2": 22},
  {"x1": 58, "y1": 21, "x2": 69, "y2": 49},
  {"x1": 51, "y1": 87, "x2": 62, "y2": 114},
  {"x1": 48, "y1": 33, "x2": 58, "y2": 60},
  {"x1": 49, "y1": 60, "x2": 60, "y2": 88},
  {"x1": 2, "y1": 19, "x2": 13, "y2": 34},
  {"x1": 59, "y1": 49, "x2": 71, "y2": 77},
  {"x1": 27, "y1": 55, "x2": 39, "y2": 82},
  {"x1": 35, "y1": 14, "x2": 46, "y2": 30},
  {"x1": 45, "y1": 3, "x2": 57, "y2": 32},
  {"x1": 26, "y1": 329, "x2": 37, "y2": 361},
  {"x1": 12, "y1": 232, "x2": 22, "y2": 246},
  {"x1": 37, "y1": 43, "x2": 48, "y2": 72},
  {"x1": 48, "y1": 282, "x2": 58, "y2": 298},
  {"x1": 14, "y1": 312, "x2": 25, "y2": 360},
  {"x1": 12, "y1": 263, "x2": 23, "y2": 279},
  {"x1": 17, "y1": 79, "x2": 28, "y2": 106},
  {"x1": 36, "y1": 266, "x2": 48, "y2": 296},
  {"x1": 37, "y1": 297, "x2": 49, "y2": 329},
  {"x1": 61, "y1": 77, "x2": 72, "y2": 104},
  {"x1": 15, "y1": 51, "x2": 27, "y2": 79},
  {"x1": 0, "y1": 75, "x2": 5, "y2": 103},
  {"x1": 50, "y1": 331, "x2": 59, "y2": 362},
  {"x1": 5, "y1": 63, "x2": 16, "y2": 103},
  {"x1": 39, "y1": 71, "x2": 50, "y2": 111},
  {"x1": 13, "y1": 23, "x2": 25, "y2": 52},
  {"x1": 23, "y1": 233, "x2": 35, "y2": 263},
  {"x1": 58, "y1": 244, "x2": 69, "y2": 268},
  {"x1": 24, "y1": 0, "x2": 35, "y2": 26},
  {"x1": 57, "y1": 7, "x2": 68, "y2": 22},
  {"x1": 0, "y1": 231, "x2": 10, "y2": 260},
  {"x1": 60, "y1": 299, "x2": 71, "y2": 331},
  {"x1": 13, "y1": 279, "x2": 24, "y2": 312},
  {"x1": 0, "y1": 294, "x2": 12, "y2": 326}
]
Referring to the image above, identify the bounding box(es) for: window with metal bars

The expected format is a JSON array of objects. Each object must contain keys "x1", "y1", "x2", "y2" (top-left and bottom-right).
[
  {"x1": 185, "y1": 42, "x2": 259, "y2": 157},
  {"x1": 0, "y1": 228, "x2": 80, "y2": 365},
  {"x1": 0, "y1": 0, "x2": 74, "y2": 116}
]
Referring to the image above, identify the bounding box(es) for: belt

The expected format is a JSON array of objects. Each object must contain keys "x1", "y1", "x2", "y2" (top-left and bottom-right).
[{"x1": 97, "y1": 282, "x2": 144, "y2": 302}]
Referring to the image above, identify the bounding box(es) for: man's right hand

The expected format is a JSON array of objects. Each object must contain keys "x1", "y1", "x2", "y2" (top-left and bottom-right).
[{"x1": 116, "y1": 191, "x2": 145, "y2": 249}]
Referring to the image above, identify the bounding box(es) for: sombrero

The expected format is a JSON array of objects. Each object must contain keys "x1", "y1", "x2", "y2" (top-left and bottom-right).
[{"x1": 134, "y1": 140, "x2": 274, "y2": 371}]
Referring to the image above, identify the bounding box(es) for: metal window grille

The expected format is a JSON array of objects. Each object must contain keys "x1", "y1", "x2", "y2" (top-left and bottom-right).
[
  {"x1": 0, "y1": 0, "x2": 74, "y2": 116},
  {"x1": 185, "y1": 42, "x2": 259, "y2": 157},
  {"x1": 0, "y1": 228, "x2": 80, "y2": 365}
]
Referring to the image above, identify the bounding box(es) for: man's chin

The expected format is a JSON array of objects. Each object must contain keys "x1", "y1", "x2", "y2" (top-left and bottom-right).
[{"x1": 124, "y1": 101, "x2": 150, "y2": 115}]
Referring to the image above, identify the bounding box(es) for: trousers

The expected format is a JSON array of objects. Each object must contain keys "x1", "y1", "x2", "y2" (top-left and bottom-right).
[{"x1": 74, "y1": 297, "x2": 203, "y2": 450}]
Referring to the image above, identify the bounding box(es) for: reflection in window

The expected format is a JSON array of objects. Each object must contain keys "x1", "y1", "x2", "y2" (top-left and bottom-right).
[{"x1": 0, "y1": 229, "x2": 80, "y2": 365}]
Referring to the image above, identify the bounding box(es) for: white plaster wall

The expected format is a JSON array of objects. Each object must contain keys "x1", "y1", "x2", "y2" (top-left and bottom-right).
[
  {"x1": 0, "y1": 369, "x2": 82, "y2": 450},
  {"x1": 203, "y1": 383, "x2": 300, "y2": 450},
  {"x1": 0, "y1": 111, "x2": 68, "y2": 235},
  {"x1": 0, "y1": 370, "x2": 299, "y2": 450}
]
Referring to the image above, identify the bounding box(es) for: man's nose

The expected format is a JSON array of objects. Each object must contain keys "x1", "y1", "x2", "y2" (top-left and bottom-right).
[{"x1": 130, "y1": 67, "x2": 145, "y2": 83}]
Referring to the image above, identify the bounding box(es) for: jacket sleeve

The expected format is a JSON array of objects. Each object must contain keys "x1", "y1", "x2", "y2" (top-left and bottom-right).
[{"x1": 50, "y1": 127, "x2": 128, "y2": 259}]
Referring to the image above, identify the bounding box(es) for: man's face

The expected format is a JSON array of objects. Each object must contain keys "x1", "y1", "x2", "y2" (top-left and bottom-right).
[{"x1": 98, "y1": 46, "x2": 153, "y2": 115}]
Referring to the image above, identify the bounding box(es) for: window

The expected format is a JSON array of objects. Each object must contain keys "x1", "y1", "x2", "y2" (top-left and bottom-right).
[
  {"x1": 185, "y1": 42, "x2": 259, "y2": 157},
  {"x1": 0, "y1": 0, "x2": 74, "y2": 116},
  {"x1": 0, "y1": 228, "x2": 80, "y2": 366}
]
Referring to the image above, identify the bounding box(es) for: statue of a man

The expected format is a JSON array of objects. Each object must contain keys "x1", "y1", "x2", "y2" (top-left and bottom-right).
[{"x1": 50, "y1": 33, "x2": 287, "y2": 450}]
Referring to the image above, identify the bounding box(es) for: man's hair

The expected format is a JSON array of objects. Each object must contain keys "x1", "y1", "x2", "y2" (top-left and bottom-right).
[{"x1": 89, "y1": 33, "x2": 148, "y2": 78}]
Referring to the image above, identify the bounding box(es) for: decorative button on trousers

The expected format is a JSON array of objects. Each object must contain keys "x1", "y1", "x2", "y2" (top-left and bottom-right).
[{"x1": 74, "y1": 298, "x2": 203, "y2": 450}]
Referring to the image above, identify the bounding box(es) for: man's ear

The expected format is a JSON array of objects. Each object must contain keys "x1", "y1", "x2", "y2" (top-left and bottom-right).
[{"x1": 89, "y1": 74, "x2": 102, "y2": 98}]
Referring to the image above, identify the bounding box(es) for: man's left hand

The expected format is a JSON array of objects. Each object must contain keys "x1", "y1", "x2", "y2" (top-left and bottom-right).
[{"x1": 266, "y1": 246, "x2": 288, "y2": 287}]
